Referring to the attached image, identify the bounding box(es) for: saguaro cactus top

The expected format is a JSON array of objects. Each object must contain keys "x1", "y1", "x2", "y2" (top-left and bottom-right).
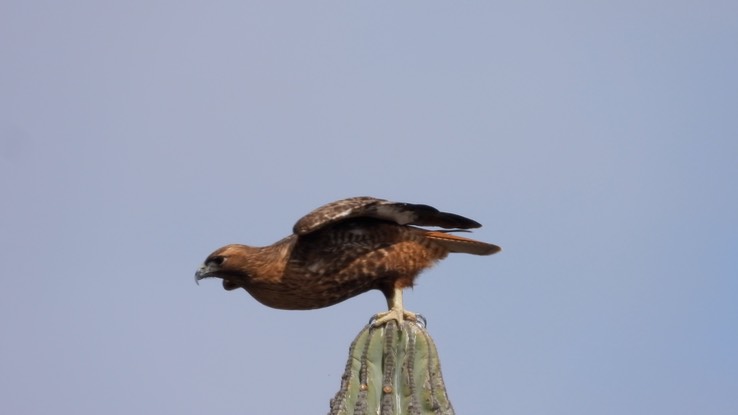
[{"x1": 329, "y1": 319, "x2": 455, "y2": 415}]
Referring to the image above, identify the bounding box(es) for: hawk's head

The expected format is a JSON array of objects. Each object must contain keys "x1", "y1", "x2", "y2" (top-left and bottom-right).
[{"x1": 195, "y1": 244, "x2": 255, "y2": 291}]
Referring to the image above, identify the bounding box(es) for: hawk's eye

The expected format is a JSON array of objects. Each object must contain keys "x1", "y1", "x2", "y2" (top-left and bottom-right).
[{"x1": 209, "y1": 255, "x2": 225, "y2": 266}]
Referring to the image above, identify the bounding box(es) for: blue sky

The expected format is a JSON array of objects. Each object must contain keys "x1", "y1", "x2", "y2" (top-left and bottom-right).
[{"x1": 2, "y1": 1, "x2": 737, "y2": 414}]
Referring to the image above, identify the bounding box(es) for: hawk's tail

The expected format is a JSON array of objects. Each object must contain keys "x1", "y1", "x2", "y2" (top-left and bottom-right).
[{"x1": 424, "y1": 231, "x2": 501, "y2": 256}]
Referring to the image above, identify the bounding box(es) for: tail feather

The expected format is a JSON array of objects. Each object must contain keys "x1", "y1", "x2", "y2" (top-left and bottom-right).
[{"x1": 424, "y1": 231, "x2": 501, "y2": 256}]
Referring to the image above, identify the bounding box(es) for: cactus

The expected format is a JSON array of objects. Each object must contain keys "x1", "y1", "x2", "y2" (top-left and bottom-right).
[{"x1": 328, "y1": 318, "x2": 455, "y2": 415}]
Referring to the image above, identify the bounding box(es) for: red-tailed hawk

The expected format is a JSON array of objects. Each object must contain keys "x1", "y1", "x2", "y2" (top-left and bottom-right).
[{"x1": 195, "y1": 196, "x2": 501, "y2": 325}]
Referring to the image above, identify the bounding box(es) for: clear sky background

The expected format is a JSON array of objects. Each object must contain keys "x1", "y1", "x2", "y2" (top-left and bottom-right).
[{"x1": 2, "y1": 2, "x2": 737, "y2": 414}]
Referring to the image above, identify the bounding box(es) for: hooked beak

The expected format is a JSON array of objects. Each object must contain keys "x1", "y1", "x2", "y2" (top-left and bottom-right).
[
  {"x1": 194, "y1": 263, "x2": 216, "y2": 285},
  {"x1": 194, "y1": 263, "x2": 240, "y2": 291}
]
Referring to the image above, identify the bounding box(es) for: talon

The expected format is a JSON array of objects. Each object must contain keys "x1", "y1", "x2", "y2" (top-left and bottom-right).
[{"x1": 372, "y1": 308, "x2": 417, "y2": 327}]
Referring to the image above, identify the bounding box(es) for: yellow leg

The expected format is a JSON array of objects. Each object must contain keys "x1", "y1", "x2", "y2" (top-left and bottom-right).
[{"x1": 372, "y1": 287, "x2": 417, "y2": 326}]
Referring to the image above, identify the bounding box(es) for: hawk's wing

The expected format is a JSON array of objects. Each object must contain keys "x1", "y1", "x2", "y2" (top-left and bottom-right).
[{"x1": 293, "y1": 196, "x2": 483, "y2": 235}]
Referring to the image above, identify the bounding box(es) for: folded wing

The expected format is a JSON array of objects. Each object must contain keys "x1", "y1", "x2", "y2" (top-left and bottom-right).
[{"x1": 293, "y1": 196, "x2": 484, "y2": 235}]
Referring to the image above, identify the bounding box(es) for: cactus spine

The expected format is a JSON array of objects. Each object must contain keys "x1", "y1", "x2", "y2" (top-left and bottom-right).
[{"x1": 329, "y1": 320, "x2": 455, "y2": 415}]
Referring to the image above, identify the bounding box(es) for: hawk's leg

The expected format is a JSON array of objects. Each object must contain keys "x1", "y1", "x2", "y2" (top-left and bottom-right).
[{"x1": 372, "y1": 286, "x2": 417, "y2": 326}]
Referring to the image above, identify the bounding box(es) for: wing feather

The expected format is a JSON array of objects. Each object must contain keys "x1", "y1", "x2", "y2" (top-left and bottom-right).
[{"x1": 293, "y1": 196, "x2": 484, "y2": 235}]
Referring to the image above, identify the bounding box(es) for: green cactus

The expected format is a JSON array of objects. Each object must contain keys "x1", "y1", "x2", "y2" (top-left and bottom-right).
[{"x1": 329, "y1": 319, "x2": 455, "y2": 415}]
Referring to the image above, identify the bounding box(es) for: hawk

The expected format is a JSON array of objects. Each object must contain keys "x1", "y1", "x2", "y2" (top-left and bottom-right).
[{"x1": 195, "y1": 196, "x2": 501, "y2": 325}]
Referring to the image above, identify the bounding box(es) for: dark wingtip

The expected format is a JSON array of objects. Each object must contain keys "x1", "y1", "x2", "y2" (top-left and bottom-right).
[{"x1": 437, "y1": 212, "x2": 482, "y2": 229}]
